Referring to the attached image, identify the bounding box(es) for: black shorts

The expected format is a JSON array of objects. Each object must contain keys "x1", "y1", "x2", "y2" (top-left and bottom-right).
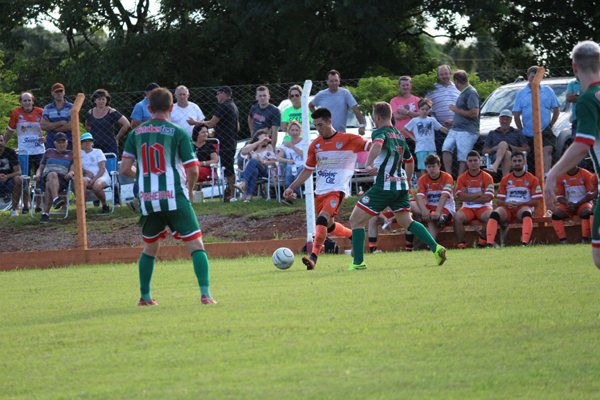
[{"x1": 220, "y1": 148, "x2": 236, "y2": 177}]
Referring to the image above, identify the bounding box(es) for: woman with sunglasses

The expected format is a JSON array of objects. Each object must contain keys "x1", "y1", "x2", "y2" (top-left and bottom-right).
[{"x1": 281, "y1": 85, "x2": 312, "y2": 138}]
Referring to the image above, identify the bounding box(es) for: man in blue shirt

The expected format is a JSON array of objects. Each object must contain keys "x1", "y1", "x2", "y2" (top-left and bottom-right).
[
  {"x1": 512, "y1": 66, "x2": 561, "y2": 174},
  {"x1": 131, "y1": 83, "x2": 159, "y2": 129},
  {"x1": 40, "y1": 83, "x2": 73, "y2": 149}
]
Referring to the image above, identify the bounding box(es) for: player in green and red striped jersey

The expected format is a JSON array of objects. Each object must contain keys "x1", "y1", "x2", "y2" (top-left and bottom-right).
[
  {"x1": 545, "y1": 40, "x2": 600, "y2": 269},
  {"x1": 121, "y1": 87, "x2": 216, "y2": 305}
]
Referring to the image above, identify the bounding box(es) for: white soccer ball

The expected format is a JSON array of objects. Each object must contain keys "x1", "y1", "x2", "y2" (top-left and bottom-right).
[{"x1": 273, "y1": 247, "x2": 295, "y2": 270}]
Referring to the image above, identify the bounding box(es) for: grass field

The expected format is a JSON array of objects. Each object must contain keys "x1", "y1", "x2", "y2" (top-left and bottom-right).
[{"x1": 2, "y1": 245, "x2": 600, "y2": 399}]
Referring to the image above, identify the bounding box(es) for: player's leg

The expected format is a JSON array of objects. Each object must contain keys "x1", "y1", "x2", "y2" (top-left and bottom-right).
[
  {"x1": 349, "y1": 205, "x2": 375, "y2": 269},
  {"x1": 487, "y1": 207, "x2": 508, "y2": 246},
  {"x1": 368, "y1": 215, "x2": 385, "y2": 253},
  {"x1": 579, "y1": 204, "x2": 593, "y2": 244},
  {"x1": 138, "y1": 213, "x2": 168, "y2": 305},
  {"x1": 551, "y1": 205, "x2": 569, "y2": 244},
  {"x1": 592, "y1": 200, "x2": 600, "y2": 269},
  {"x1": 405, "y1": 201, "x2": 421, "y2": 251},
  {"x1": 394, "y1": 210, "x2": 447, "y2": 265},
  {"x1": 477, "y1": 208, "x2": 493, "y2": 247},
  {"x1": 453, "y1": 208, "x2": 470, "y2": 248},
  {"x1": 516, "y1": 206, "x2": 534, "y2": 245}
]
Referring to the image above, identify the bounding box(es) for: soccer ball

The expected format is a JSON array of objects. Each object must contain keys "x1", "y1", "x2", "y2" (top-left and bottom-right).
[{"x1": 272, "y1": 247, "x2": 295, "y2": 270}]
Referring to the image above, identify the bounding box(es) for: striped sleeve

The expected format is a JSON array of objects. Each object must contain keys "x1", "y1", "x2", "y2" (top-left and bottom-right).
[
  {"x1": 455, "y1": 174, "x2": 465, "y2": 196},
  {"x1": 497, "y1": 178, "x2": 507, "y2": 199},
  {"x1": 531, "y1": 176, "x2": 543, "y2": 199},
  {"x1": 304, "y1": 140, "x2": 317, "y2": 171},
  {"x1": 442, "y1": 173, "x2": 453, "y2": 197},
  {"x1": 556, "y1": 176, "x2": 565, "y2": 199},
  {"x1": 483, "y1": 173, "x2": 495, "y2": 198}
]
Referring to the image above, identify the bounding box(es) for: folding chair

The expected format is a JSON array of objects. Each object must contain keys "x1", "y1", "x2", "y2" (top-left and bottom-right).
[
  {"x1": 31, "y1": 177, "x2": 73, "y2": 219},
  {"x1": 196, "y1": 138, "x2": 225, "y2": 202},
  {"x1": 238, "y1": 157, "x2": 276, "y2": 201}
]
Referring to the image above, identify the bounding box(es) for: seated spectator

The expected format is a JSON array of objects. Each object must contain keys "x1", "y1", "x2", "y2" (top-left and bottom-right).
[
  {"x1": 34, "y1": 132, "x2": 74, "y2": 223},
  {"x1": 453, "y1": 151, "x2": 495, "y2": 249},
  {"x1": 0, "y1": 133, "x2": 23, "y2": 216},
  {"x1": 235, "y1": 128, "x2": 283, "y2": 202},
  {"x1": 415, "y1": 154, "x2": 456, "y2": 240},
  {"x1": 486, "y1": 152, "x2": 542, "y2": 247},
  {"x1": 192, "y1": 125, "x2": 218, "y2": 182},
  {"x1": 551, "y1": 166, "x2": 594, "y2": 244},
  {"x1": 402, "y1": 98, "x2": 449, "y2": 178},
  {"x1": 85, "y1": 89, "x2": 130, "y2": 156},
  {"x1": 278, "y1": 120, "x2": 304, "y2": 206},
  {"x1": 482, "y1": 110, "x2": 530, "y2": 177},
  {"x1": 80, "y1": 133, "x2": 112, "y2": 214},
  {"x1": 281, "y1": 85, "x2": 312, "y2": 134}
]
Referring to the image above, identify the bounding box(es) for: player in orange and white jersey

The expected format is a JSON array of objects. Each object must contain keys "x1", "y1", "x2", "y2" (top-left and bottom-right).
[
  {"x1": 283, "y1": 108, "x2": 370, "y2": 270},
  {"x1": 454, "y1": 150, "x2": 495, "y2": 248},
  {"x1": 551, "y1": 166, "x2": 594, "y2": 244},
  {"x1": 487, "y1": 152, "x2": 542, "y2": 246},
  {"x1": 415, "y1": 153, "x2": 455, "y2": 240}
]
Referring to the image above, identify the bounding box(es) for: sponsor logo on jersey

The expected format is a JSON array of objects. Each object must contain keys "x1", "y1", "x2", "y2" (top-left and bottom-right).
[
  {"x1": 387, "y1": 132, "x2": 402, "y2": 139},
  {"x1": 318, "y1": 159, "x2": 340, "y2": 165},
  {"x1": 487, "y1": 184, "x2": 494, "y2": 190},
  {"x1": 317, "y1": 170, "x2": 337, "y2": 184},
  {"x1": 140, "y1": 190, "x2": 175, "y2": 201},
  {"x1": 443, "y1": 184, "x2": 452, "y2": 190},
  {"x1": 19, "y1": 115, "x2": 23, "y2": 120},
  {"x1": 580, "y1": 179, "x2": 584, "y2": 184},
  {"x1": 384, "y1": 173, "x2": 406, "y2": 182},
  {"x1": 36, "y1": 117, "x2": 40, "y2": 121},
  {"x1": 135, "y1": 125, "x2": 175, "y2": 136},
  {"x1": 330, "y1": 200, "x2": 337, "y2": 208},
  {"x1": 427, "y1": 193, "x2": 442, "y2": 203},
  {"x1": 315, "y1": 144, "x2": 320, "y2": 149},
  {"x1": 525, "y1": 181, "x2": 529, "y2": 186},
  {"x1": 336, "y1": 142, "x2": 343, "y2": 149},
  {"x1": 362, "y1": 196, "x2": 370, "y2": 204},
  {"x1": 509, "y1": 189, "x2": 528, "y2": 199},
  {"x1": 536, "y1": 185, "x2": 541, "y2": 192},
  {"x1": 508, "y1": 180, "x2": 513, "y2": 185}
]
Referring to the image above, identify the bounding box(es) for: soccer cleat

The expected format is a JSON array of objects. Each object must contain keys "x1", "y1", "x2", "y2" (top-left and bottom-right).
[
  {"x1": 40, "y1": 214, "x2": 50, "y2": 224},
  {"x1": 348, "y1": 262, "x2": 367, "y2": 271},
  {"x1": 138, "y1": 298, "x2": 158, "y2": 306},
  {"x1": 10, "y1": 209, "x2": 18, "y2": 217},
  {"x1": 560, "y1": 239, "x2": 568, "y2": 245},
  {"x1": 201, "y1": 295, "x2": 217, "y2": 304},
  {"x1": 302, "y1": 255, "x2": 316, "y2": 270},
  {"x1": 457, "y1": 242, "x2": 467, "y2": 249},
  {"x1": 52, "y1": 197, "x2": 65, "y2": 209},
  {"x1": 434, "y1": 245, "x2": 447, "y2": 266}
]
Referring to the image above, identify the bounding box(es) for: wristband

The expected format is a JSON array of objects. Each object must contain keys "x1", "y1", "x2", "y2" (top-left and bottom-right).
[{"x1": 359, "y1": 124, "x2": 366, "y2": 128}]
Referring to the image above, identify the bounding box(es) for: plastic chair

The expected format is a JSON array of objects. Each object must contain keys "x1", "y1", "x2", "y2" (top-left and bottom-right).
[
  {"x1": 196, "y1": 138, "x2": 225, "y2": 202},
  {"x1": 85, "y1": 152, "x2": 118, "y2": 214},
  {"x1": 30, "y1": 176, "x2": 73, "y2": 219}
]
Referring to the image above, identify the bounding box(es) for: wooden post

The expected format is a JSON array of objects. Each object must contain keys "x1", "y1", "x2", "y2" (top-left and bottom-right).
[
  {"x1": 71, "y1": 93, "x2": 88, "y2": 250},
  {"x1": 531, "y1": 67, "x2": 547, "y2": 220}
]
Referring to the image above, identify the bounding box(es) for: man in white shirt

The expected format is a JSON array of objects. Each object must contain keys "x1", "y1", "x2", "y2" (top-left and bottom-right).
[{"x1": 170, "y1": 85, "x2": 205, "y2": 137}]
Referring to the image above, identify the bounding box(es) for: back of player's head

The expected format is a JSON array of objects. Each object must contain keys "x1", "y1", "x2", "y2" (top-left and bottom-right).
[
  {"x1": 418, "y1": 98, "x2": 433, "y2": 109},
  {"x1": 312, "y1": 108, "x2": 332, "y2": 121},
  {"x1": 257, "y1": 85, "x2": 269, "y2": 94},
  {"x1": 573, "y1": 41, "x2": 600, "y2": 73},
  {"x1": 453, "y1": 70, "x2": 469, "y2": 85},
  {"x1": 467, "y1": 150, "x2": 480, "y2": 159},
  {"x1": 372, "y1": 102, "x2": 392, "y2": 120},
  {"x1": 425, "y1": 154, "x2": 441, "y2": 166},
  {"x1": 249, "y1": 128, "x2": 271, "y2": 144},
  {"x1": 511, "y1": 152, "x2": 525, "y2": 161},
  {"x1": 148, "y1": 87, "x2": 172, "y2": 112}
]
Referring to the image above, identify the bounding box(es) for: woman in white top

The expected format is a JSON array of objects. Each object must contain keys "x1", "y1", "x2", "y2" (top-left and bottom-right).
[
  {"x1": 235, "y1": 128, "x2": 285, "y2": 202},
  {"x1": 278, "y1": 120, "x2": 304, "y2": 204},
  {"x1": 80, "y1": 133, "x2": 112, "y2": 213}
]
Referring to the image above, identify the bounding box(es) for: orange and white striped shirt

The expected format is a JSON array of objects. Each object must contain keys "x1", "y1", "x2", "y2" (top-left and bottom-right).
[
  {"x1": 556, "y1": 167, "x2": 594, "y2": 205},
  {"x1": 417, "y1": 171, "x2": 456, "y2": 215},
  {"x1": 455, "y1": 170, "x2": 494, "y2": 208},
  {"x1": 305, "y1": 132, "x2": 370, "y2": 196},
  {"x1": 497, "y1": 171, "x2": 542, "y2": 202}
]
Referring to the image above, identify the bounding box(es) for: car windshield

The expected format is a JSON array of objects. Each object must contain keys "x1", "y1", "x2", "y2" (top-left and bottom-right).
[{"x1": 480, "y1": 82, "x2": 570, "y2": 116}]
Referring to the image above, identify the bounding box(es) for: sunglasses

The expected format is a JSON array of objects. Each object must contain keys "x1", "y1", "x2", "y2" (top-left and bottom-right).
[{"x1": 289, "y1": 94, "x2": 300, "y2": 98}]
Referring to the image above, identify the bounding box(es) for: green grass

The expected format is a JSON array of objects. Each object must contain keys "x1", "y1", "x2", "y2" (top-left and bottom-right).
[{"x1": 2, "y1": 245, "x2": 600, "y2": 399}]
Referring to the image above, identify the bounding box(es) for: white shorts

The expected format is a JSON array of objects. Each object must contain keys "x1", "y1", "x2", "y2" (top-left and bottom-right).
[
  {"x1": 442, "y1": 129, "x2": 479, "y2": 162},
  {"x1": 85, "y1": 173, "x2": 111, "y2": 187}
]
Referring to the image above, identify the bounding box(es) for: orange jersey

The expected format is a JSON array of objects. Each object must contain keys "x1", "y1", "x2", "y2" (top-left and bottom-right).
[
  {"x1": 6, "y1": 107, "x2": 45, "y2": 155},
  {"x1": 417, "y1": 171, "x2": 456, "y2": 214},
  {"x1": 305, "y1": 132, "x2": 370, "y2": 196},
  {"x1": 497, "y1": 171, "x2": 542, "y2": 203},
  {"x1": 455, "y1": 170, "x2": 494, "y2": 209},
  {"x1": 556, "y1": 167, "x2": 594, "y2": 205}
]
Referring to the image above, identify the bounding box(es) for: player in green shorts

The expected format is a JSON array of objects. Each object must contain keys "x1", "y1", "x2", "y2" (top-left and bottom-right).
[
  {"x1": 347, "y1": 101, "x2": 447, "y2": 270},
  {"x1": 120, "y1": 87, "x2": 217, "y2": 305},
  {"x1": 545, "y1": 40, "x2": 600, "y2": 269}
]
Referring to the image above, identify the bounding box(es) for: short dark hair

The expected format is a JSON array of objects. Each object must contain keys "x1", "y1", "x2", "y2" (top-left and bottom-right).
[
  {"x1": 425, "y1": 154, "x2": 441, "y2": 166},
  {"x1": 327, "y1": 70, "x2": 341, "y2": 80},
  {"x1": 467, "y1": 150, "x2": 480, "y2": 159},
  {"x1": 418, "y1": 98, "x2": 433, "y2": 108},
  {"x1": 19, "y1": 91, "x2": 35, "y2": 103},
  {"x1": 257, "y1": 85, "x2": 269, "y2": 93},
  {"x1": 527, "y1": 66, "x2": 540, "y2": 76},
  {"x1": 148, "y1": 87, "x2": 172, "y2": 113},
  {"x1": 249, "y1": 128, "x2": 271, "y2": 145},
  {"x1": 192, "y1": 124, "x2": 208, "y2": 142},
  {"x1": 311, "y1": 108, "x2": 332, "y2": 121},
  {"x1": 373, "y1": 102, "x2": 392, "y2": 120},
  {"x1": 90, "y1": 89, "x2": 111, "y2": 107},
  {"x1": 511, "y1": 152, "x2": 525, "y2": 160},
  {"x1": 453, "y1": 70, "x2": 469, "y2": 85}
]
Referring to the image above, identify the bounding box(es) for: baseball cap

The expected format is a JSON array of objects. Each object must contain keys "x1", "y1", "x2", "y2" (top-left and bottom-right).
[
  {"x1": 216, "y1": 86, "x2": 232, "y2": 96},
  {"x1": 81, "y1": 133, "x2": 94, "y2": 141},
  {"x1": 54, "y1": 132, "x2": 68, "y2": 141},
  {"x1": 52, "y1": 83, "x2": 65, "y2": 92},
  {"x1": 145, "y1": 82, "x2": 160, "y2": 92},
  {"x1": 499, "y1": 109, "x2": 513, "y2": 117}
]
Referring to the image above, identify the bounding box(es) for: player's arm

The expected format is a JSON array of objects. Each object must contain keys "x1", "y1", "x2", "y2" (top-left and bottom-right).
[
  {"x1": 365, "y1": 140, "x2": 383, "y2": 176},
  {"x1": 545, "y1": 141, "x2": 591, "y2": 208},
  {"x1": 433, "y1": 193, "x2": 449, "y2": 219},
  {"x1": 4, "y1": 128, "x2": 14, "y2": 143},
  {"x1": 120, "y1": 157, "x2": 136, "y2": 179},
  {"x1": 405, "y1": 160, "x2": 414, "y2": 189},
  {"x1": 416, "y1": 194, "x2": 430, "y2": 222},
  {"x1": 284, "y1": 167, "x2": 313, "y2": 195}
]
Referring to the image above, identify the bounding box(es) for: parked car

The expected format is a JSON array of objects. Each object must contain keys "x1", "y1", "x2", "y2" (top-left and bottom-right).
[{"x1": 478, "y1": 77, "x2": 573, "y2": 163}]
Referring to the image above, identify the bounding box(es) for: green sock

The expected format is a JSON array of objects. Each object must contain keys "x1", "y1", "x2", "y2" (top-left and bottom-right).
[
  {"x1": 408, "y1": 221, "x2": 438, "y2": 253},
  {"x1": 351, "y1": 228, "x2": 366, "y2": 265},
  {"x1": 139, "y1": 253, "x2": 156, "y2": 301},
  {"x1": 192, "y1": 250, "x2": 211, "y2": 297}
]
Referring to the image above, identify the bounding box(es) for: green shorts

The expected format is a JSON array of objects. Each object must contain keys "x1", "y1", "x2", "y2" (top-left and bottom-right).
[
  {"x1": 356, "y1": 187, "x2": 411, "y2": 216},
  {"x1": 140, "y1": 205, "x2": 201, "y2": 243},
  {"x1": 593, "y1": 201, "x2": 600, "y2": 246}
]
